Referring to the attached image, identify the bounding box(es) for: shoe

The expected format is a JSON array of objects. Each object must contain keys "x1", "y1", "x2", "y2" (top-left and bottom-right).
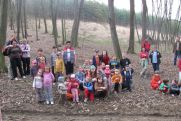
[
  {"x1": 23, "y1": 76, "x2": 26, "y2": 79},
  {"x1": 50, "y1": 101, "x2": 54, "y2": 105},
  {"x1": 46, "y1": 101, "x2": 49, "y2": 105},
  {"x1": 15, "y1": 78, "x2": 18, "y2": 81}
]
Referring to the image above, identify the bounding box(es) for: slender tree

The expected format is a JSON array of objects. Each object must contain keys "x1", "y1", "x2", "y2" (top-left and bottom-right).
[
  {"x1": 23, "y1": 0, "x2": 28, "y2": 38},
  {"x1": 142, "y1": 0, "x2": 147, "y2": 40},
  {"x1": 41, "y1": 0, "x2": 48, "y2": 33},
  {"x1": 71, "y1": 0, "x2": 84, "y2": 47},
  {"x1": 127, "y1": 0, "x2": 135, "y2": 53},
  {"x1": 16, "y1": 0, "x2": 22, "y2": 41},
  {"x1": 108, "y1": 0, "x2": 122, "y2": 59},
  {"x1": 0, "y1": 0, "x2": 8, "y2": 72}
]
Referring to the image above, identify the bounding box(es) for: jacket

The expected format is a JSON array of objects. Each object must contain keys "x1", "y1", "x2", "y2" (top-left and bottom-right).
[
  {"x1": 54, "y1": 58, "x2": 65, "y2": 73},
  {"x1": 111, "y1": 74, "x2": 122, "y2": 83},
  {"x1": 150, "y1": 75, "x2": 161, "y2": 90},
  {"x1": 84, "y1": 81, "x2": 94, "y2": 91},
  {"x1": 63, "y1": 47, "x2": 75, "y2": 64},
  {"x1": 149, "y1": 50, "x2": 161, "y2": 64}
]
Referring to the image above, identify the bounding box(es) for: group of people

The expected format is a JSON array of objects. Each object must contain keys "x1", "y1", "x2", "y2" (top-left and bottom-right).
[{"x1": 30, "y1": 41, "x2": 134, "y2": 104}]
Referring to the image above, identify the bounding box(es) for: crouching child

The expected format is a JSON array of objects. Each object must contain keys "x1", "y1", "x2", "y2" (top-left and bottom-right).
[{"x1": 58, "y1": 76, "x2": 67, "y2": 105}]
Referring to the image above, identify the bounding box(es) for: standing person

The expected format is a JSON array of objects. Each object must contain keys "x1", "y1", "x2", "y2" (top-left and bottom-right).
[
  {"x1": 120, "y1": 53, "x2": 131, "y2": 70},
  {"x1": 63, "y1": 41, "x2": 76, "y2": 75},
  {"x1": 20, "y1": 39, "x2": 31, "y2": 76},
  {"x1": 92, "y1": 49, "x2": 101, "y2": 68},
  {"x1": 139, "y1": 48, "x2": 149, "y2": 77},
  {"x1": 100, "y1": 50, "x2": 110, "y2": 65},
  {"x1": 33, "y1": 69, "x2": 44, "y2": 103},
  {"x1": 7, "y1": 40, "x2": 25, "y2": 80},
  {"x1": 149, "y1": 47, "x2": 162, "y2": 72},
  {"x1": 141, "y1": 37, "x2": 151, "y2": 53},
  {"x1": 173, "y1": 36, "x2": 181, "y2": 65},
  {"x1": 50, "y1": 46, "x2": 57, "y2": 76},
  {"x1": 43, "y1": 66, "x2": 55, "y2": 105}
]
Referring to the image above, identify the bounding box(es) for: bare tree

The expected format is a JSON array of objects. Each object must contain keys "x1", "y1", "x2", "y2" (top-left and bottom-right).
[
  {"x1": 71, "y1": 0, "x2": 84, "y2": 47},
  {"x1": 0, "y1": 0, "x2": 8, "y2": 72},
  {"x1": 23, "y1": 0, "x2": 28, "y2": 38},
  {"x1": 127, "y1": 0, "x2": 135, "y2": 54},
  {"x1": 41, "y1": 0, "x2": 48, "y2": 33},
  {"x1": 16, "y1": 0, "x2": 22, "y2": 41},
  {"x1": 108, "y1": 0, "x2": 122, "y2": 59},
  {"x1": 142, "y1": 0, "x2": 147, "y2": 40}
]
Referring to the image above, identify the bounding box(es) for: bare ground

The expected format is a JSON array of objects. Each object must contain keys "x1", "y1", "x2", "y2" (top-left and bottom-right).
[{"x1": 1, "y1": 21, "x2": 181, "y2": 120}]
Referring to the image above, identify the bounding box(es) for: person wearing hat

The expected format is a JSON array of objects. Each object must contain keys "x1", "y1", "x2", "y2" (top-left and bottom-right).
[
  {"x1": 92, "y1": 49, "x2": 101, "y2": 68},
  {"x1": 111, "y1": 69, "x2": 122, "y2": 94},
  {"x1": 20, "y1": 39, "x2": 31, "y2": 76},
  {"x1": 63, "y1": 41, "x2": 76, "y2": 75},
  {"x1": 55, "y1": 51, "x2": 65, "y2": 82}
]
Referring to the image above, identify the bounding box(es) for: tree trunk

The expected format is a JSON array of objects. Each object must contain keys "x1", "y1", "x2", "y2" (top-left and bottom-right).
[
  {"x1": 142, "y1": 0, "x2": 147, "y2": 40},
  {"x1": 38, "y1": 17, "x2": 41, "y2": 29},
  {"x1": 21, "y1": 17, "x2": 25, "y2": 38},
  {"x1": 108, "y1": 0, "x2": 122, "y2": 59},
  {"x1": 35, "y1": 15, "x2": 39, "y2": 41},
  {"x1": 127, "y1": 0, "x2": 135, "y2": 54},
  {"x1": 41, "y1": 0, "x2": 48, "y2": 33},
  {"x1": 61, "y1": 0, "x2": 66, "y2": 45},
  {"x1": 0, "y1": 0, "x2": 8, "y2": 72},
  {"x1": 71, "y1": 0, "x2": 84, "y2": 47},
  {"x1": 16, "y1": 0, "x2": 22, "y2": 41},
  {"x1": 50, "y1": 0, "x2": 58, "y2": 46},
  {"x1": 23, "y1": 0, "x2": 27, "y2": 38},
  {"x1": 9, "y1": 1, "x2": 15, "y2": 30}
]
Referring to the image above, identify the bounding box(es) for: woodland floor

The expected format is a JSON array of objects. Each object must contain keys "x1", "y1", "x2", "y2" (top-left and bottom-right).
[{"x1": 1, "y1": 23, "x2": 181, "y2": 120}]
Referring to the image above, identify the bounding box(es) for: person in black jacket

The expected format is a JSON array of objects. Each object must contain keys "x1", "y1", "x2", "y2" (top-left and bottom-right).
[
  {"x1": 149, "y1": 47, "x2": 161, "y2": 72},
  {"x1": 120, "y1": 54, "x2": 131, "y2": 70}
]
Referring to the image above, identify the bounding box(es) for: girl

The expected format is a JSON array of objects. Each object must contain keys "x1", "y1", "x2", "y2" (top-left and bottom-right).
[
  {"x1": 150, "y1": 71, "x2": 161, "y2": 90},
  {"x1": 39, "y1": 57, "x2": 46, "y2": 71},
  {"x1": 159, "y1": 79, "x2": 170, "y2": 94},
  {"x1": 58, "y1": 76, "x2": 67, "y2": 104},
  {"x1": 55, "y1": 52, "x2": 65, "y2": 82},
  {"x1": 75, "y1": 66, "x2": 85, "y2": 91},
  {"x1": 139, "y1": 48, "x2": 149, "y2": 77},
  {"x1": 104, "y1": 65, "x2": 111, "y2": 79},
  {"x1": 100, "y1": 50, "x2": 110, "y2": 65},
  {"x1": 43, "y1": 66, "x2": 55, "y2": 105},
  {"x1": 33, "y1": 69, "x2": 44, "y2": 103},
  {"x1": 94, "y1": 75, "x2": 107, "y2": 98},
  {"x1": 84, "y1": 77, "x2": 94, "y2": 102},
  {"x1": 69, "y1": 74, "x2": 79, "y2": 103},
  {"x1": 30, "y1": 60, "x2": 39, "y2": 78}
]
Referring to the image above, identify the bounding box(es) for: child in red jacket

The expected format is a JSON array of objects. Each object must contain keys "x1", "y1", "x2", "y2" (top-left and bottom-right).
[{"x1": 150, "y1": 71, "x2": 161, "y2": 90}]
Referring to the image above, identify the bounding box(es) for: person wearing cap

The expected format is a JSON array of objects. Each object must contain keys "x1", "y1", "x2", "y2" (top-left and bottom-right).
[
  {"x1": 150, "y1": 71, "x2": 161, "y2": 90},
  {"x1": 68, "y1": 74, "x2": 79, "y2": 103},
  {"x1": 92, "y1": 49, "x2": 101, "y2": 68},
  {"x1": 121, "y1": 65, "x2": 134, "y2": 92},
  {"x1": 50, "y1": 46, "x2": 57, "y2": 77},
  {"x1": 111, "y1": 69, "x2": 122, "y2": 94},
  {"x1": 54, "y1": 51, "x2": 65, "y2": 82},
  {"x1": 19, "y1": 39, "x2": 31, "y2": 76},
  {"x1": 63, "y1": 41, "x2": 76, "y2": 75},
  {"x1": 173, "y1": 36, "x2": 181, "y2": 65},
  {"x1": 149, "y1": 47, "x2": 161, "y2": 73}
]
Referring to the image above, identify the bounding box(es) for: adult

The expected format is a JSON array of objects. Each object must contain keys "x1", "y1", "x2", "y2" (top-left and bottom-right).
[
  {"x1": 63, "y1": 41, "x2": 76, "y2": 75},
  {"x1": 100, "y1": 50, "x2": 110, "y2": 65},
  {"x1": 173, "y1": 36, "x2": 181, "y2": 65},
  {"x1": 149, "y1": 47, "x2": 162, "y2": 72},
  {"x1": 92, "y1": 49, "x2": 101, "y2": 68},
  {"x1": 120, "y1": 53, "x2": 131, "y2": 70},
  {"x1": 139, "y1": 48, "x2": 149, "y2": 77},
  {"x1": 20, "y1": 39, "x2": 31, "y2": 76},
  {"x1": 7, "y1": 40, "x2": 25, "y2": 80},
  {"x1": 141, "y1": 37, "x2": 151, "y2": 53}
]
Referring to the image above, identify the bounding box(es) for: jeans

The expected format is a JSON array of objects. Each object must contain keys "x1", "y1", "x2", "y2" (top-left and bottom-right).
[
  {"x1": 152, "y1": 63, "x2": 159, "y2": 72},
  {"x1": 71, "y1": 88, "x2": 79, "y2": 102},
  {"x1": 22, "y1": 57, "x2": 30, "y2": 75},
  {"x1": 10, "y1": 58, "x2": 24, "y2": 78},
  {"x1": 44, "y1": 86, "x2": 53, "y2": 102},
  {"x1": 35, "y1": 88, "x2": 44, "y2": 102},
  {"x1": 174, "y1": 51, "x2": 181, "y2": 65}
]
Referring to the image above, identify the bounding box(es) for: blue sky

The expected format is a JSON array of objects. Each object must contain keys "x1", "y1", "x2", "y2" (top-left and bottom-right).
[{"x1": 88, "y1": 0, "x2": 180, "y2": 19}]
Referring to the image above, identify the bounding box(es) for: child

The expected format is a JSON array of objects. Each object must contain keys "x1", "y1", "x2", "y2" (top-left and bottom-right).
[
  {"x1": 57, "y1": 76, "x2": 67, "y2": 104},
  {"x1": 150, "y1": 71, "x2": 161, "y2": 90},
  {"x1": 83, "y1": 77, "x2": 94, "y2": 102},
  {"x1": 159, "y1": 79, "x2": 170, "y2": 94},
  {"x1": 120, "y1": 53, "x2": 131, "y2": 70},
  {"x1": 69, "y1": 74, "x2": 79, "y2": 103},
  {"x1": 92, "y1": 49, "x2": 101, "y2": 68},
  {"x1": 54, "y1": 52, "x2": 65, "y2": 82},
  {"x1": 38, "y1": 57, "x2": 46, "y2": 71},
  {"x1": 30, "y1": 60, "x2": 39, "y2": 78},
  {"x1": 111, "y1": 69, "x2": 122, "y2": 94},
  {"x1": 75, "y1": 66, "x2": 85, "y2": 91},
  {"x1": 36, "y1": 48, "x2": 46, "y2": 68},
  {"x1": 139, "y1": 48, "x2": 149, "y2": 77},
  {"x1": 121, "y1": 66, "x2": 134, "y2": 92},
  {"x1": 43, "y1": 66, "x2": 55, "y2": 104},
  {"x1": 109, "y1": 56, "x2": 120, "y2": 70},
  {"x1": 33, "y1": 69, "x2": 44, "y2": 103},
  {"x1": 50, "y1": 46, "x2": 57, "y2": 77},
  {"x1": 104, "y1": 65, "x2": 111, "y2": 79},
  {"x1": 94, "y1": 75, "x2": 107, "y2": 98},
  {"x1": 82, "y1": 59, "x2": 91, "y2": 71},
  {"x1": 170, "y1": 80, "x2": 180, "y2": 96}
]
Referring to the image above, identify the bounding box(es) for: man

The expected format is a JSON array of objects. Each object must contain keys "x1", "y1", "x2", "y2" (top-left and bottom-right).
[
  {"x1": 173, "y1": 36, "x2": 181, "y2": 65},
  {"x1": 63, "y1": 41, "x2": 76, "y2": 75}
]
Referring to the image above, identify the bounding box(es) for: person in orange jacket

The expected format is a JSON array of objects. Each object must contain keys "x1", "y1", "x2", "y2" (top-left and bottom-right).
[
  {"x1": 150, "y1": 71, "x2": 161, "y2": 90},
  {"x1": 111, "y1": 69, "x2": 122, "y2": 94}
]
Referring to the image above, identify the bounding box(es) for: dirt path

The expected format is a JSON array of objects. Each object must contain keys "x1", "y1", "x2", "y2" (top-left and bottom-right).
[{"x1": 3, "y1": 111, "x2": 181, "y2": 121}]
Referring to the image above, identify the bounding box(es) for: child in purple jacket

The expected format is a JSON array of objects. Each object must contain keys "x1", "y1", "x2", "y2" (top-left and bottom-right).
[{"x1": 43, "y1": 66, "x2": 55, "y2": 105}]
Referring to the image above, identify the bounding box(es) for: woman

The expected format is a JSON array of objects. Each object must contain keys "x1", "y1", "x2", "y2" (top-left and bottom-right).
[{"x1": 8, "y1": 40, "x2": 25, "y2": 80}]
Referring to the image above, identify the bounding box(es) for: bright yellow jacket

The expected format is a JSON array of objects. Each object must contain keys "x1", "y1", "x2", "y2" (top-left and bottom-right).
[
  {"x1": 111, "y1": 74, "x2": 122, "y2": 84},
  {"x1": 55, "y1": 58, "x2": 65, "y2": 73}
]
